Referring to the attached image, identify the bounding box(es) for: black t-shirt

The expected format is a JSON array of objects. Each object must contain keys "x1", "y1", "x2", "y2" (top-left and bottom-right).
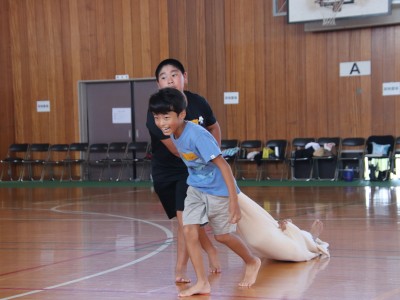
[{"x1": 146, "y1": 90, "x2": 217, "y2": 181}]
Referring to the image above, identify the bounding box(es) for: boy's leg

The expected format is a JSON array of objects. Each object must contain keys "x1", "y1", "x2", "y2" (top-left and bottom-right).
[
  {"x1": 199, "y1": 227, "x2": 221, "y2": 273},
  {"x1": 214, "y1": 233, "x2": 261, "y2": 287},
  {"x1": 179, "y1": 224, "x2": 211, "y2": 297},
  {"x1": 175, "y1": 211, "x2": 190, "y2": 283},
  {"x1": 207, "y1": 193, "x2": 260, "y2": 287}
]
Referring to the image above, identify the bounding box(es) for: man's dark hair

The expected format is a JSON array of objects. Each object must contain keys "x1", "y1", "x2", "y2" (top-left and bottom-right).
[
  {"x1": 155, "y1": 58, "x2": 185, "y2": 80},
  {"x1": 148, "y1": 87, "x2": 187, "y2": 115}
]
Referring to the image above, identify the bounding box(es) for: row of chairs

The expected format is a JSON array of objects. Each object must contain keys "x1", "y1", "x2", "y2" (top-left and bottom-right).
[
  {"x1": 0, "y1": 142, "x2": 151, "y2": 182},
  {"x1": 221, "y1": 135, "x2": 400, "y2": 181}
]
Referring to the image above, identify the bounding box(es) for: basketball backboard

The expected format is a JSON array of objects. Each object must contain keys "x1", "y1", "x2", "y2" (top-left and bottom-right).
[
  {"x1": 287, "y1": 0, "x2": 391, "y2": 24},
  {"x1": 273, "y1": 0, "x2": 288, "y2": 16}
]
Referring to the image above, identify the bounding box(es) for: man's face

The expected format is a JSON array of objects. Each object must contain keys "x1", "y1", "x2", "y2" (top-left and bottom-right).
[{"x1": 157, "y1": 64, "x2": 187, "y2": 91}]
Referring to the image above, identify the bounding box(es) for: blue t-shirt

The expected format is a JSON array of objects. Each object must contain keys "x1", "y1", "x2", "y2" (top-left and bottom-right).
[{"x1": 172, "y1": 121, "x2": 240, "y2": 196}]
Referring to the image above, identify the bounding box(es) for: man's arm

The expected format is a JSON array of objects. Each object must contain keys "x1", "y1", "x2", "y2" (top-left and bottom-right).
[
  {"x1": 207, "y1": 121, "x2": 222, "y2": 146},
  {"x1": 160, "y1": 138, "x2": 180, "y2": 157}
]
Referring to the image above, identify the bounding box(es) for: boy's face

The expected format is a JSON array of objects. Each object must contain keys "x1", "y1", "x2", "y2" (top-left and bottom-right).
[
  {"x1": 157, "y1": 64, "x2": 187, "y2": 92},
  {"x1": 153, "y1": 110, "x2": 186, "y2": 136}
]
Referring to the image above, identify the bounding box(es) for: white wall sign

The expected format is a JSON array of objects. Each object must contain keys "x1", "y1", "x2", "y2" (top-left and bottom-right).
[
  {"x1": 383, "y1": 82, "x2": 400, "y2": 96},
  {"x1": 224, "y1": 92, "x2": 239, "y2": 104},
  {"x1": 37, "y1": 100, "x2": 50, "y2": 112},
  {"x1": 340, "y1": 61, "x2": 371, "y2": 77},
  {"x1": 112, "y1": 108, "x2": 131, "y2": 124}
]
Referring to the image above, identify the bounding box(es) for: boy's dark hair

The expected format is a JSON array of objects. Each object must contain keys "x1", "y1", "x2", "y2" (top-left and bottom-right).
[
  {"x1": 149, "y1": 87, "x2": 187, "y2": 115},
  {"x1": 155, "y1": 58, "x2": 185, "y2": 80}
]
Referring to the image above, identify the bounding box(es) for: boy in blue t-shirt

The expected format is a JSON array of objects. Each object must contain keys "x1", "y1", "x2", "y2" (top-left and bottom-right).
[{"x1": 149, "y1": 87, "x2": 261, "y2": 297}]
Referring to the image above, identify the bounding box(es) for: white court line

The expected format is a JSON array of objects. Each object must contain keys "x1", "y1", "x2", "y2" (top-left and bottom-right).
[{"x1": 1, "y1": 203, "x2": 174, "y2": 300}]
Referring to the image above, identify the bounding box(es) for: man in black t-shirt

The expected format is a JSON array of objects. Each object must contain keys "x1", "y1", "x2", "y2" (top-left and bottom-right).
[{"x1": 146, "y1": 59, "x2": 221, "y2": 283}]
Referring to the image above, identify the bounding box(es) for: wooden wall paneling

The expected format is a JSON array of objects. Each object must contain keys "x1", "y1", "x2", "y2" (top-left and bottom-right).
[
  {"x1": 167, "y1": 0, "x2": 188, "y2": 68},
  {"x1": 2, "y1": 0, "x2": 400, "y2": 156},
  {"x1": 284, "y1": 25, "x2": 306, "y2": 141},
  {"x1": 204, "y1": 0, "x2": 227, "y2": 139},
  {"x1": 374, "y1": 27, "x2": 397, "y2": 135},
  {"x1": 333, "y1": 32, "x2": 360, "y2": 137},
  {"x1": 224, "y1": 0, "x2": 238, "y2": 140},
  {"x1": 0, "y1": 0, "x2": 15, "y2": 158},
  {"x1": 371, "y1": 27, "x2": 392, "y2": 135},
  {"x1": 253, "y1": 0, "x2": 267, "y2": 141},
  {"x1": 266, "y1": 9, "x2": 290, "y2": 140},
  {"x1": 138, "y1": 0, "x2": 152, "y2": 75},
  {"x1": 304, "y1": 33, "x2": 329, "y2": 138},
  {"x1": 9, "y1": 1, "x2": 33, "y2": 143},
  {"x1": 120, "y1": 0, "x2": 134, "y2": 76},
  {"x1": 69, "y1": 0, "x2": 83, "y2": 142},
  {"x1": 186, "y1": 0, "x2": 207, "y2": 94},
  {"x1": 109, "y1": 0, "x2": 126, "y2": 74},
  {"x1": 225, "y1": 0, "x2": 258, "y2": 140}
]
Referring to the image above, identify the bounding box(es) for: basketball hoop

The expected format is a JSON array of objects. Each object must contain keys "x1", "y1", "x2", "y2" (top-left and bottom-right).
[{"x1": 315, "y1": 0, "x2": 345, "y2": 26}]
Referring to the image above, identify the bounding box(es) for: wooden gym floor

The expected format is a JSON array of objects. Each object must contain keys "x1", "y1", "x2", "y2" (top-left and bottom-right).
[{"x1": 0, "y1": 184, "x2": 399, "y2": 300}]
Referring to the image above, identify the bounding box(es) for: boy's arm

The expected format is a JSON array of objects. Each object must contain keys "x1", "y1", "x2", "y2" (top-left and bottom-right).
[{"x1": 212, "y1": 155, "x2": 241, "y2": 224}]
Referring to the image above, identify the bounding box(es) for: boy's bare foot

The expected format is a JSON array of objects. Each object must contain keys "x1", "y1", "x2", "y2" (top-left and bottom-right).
[
  {"x1": 238, "y1": 257, "x2": 261, "y2": 287},
  {"x1": 278, "y1": 219, "x2": 292, "y2": 231},
  {"x1": 310, "y1": 219, "x2": 324, "y2": 240},
  {"x1": 178, "y1": 281, "x2": 211, "y2": 297},
  {"x1": 175, "y1": 276, "x2": 191, "y2": 284},
  {"x1": 207, "y1": 246, "x2": 222, "y2": 273}
]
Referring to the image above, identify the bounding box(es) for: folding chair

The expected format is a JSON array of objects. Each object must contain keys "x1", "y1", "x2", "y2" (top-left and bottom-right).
[
  {"x1": 392, "y1": 136, "x2": 400, "y2": 179},
  {"x1": 99, "y1": 142, "x2": 128, "y2": 181},
  {"x1": 312, "y1": 137, "x2": 341, "y2": 181},
  {"x1": 221, "y1": 139, "x2": 240, "y2": 171},
  {"x1": 0, "y1": 143, "x2": 30, "y2": 181},
  {"x1": 62, "y1": 143, "x2": 89, "y2": 181},
  {"x1": 119, "y1": 141, "x2": 151, "y2": 181},
  {"x1": 258, "y1": 139, "x2": 288, "y2": 181},
  {"x1": 86, "y1": 143, "x2": 109, "y2": 181},
  {"x1": 337, "y1": 137, "x2": 365, "y2": 180},
  {"x1": 364, "y1": 135, "x2": 394, "y2": 181},
  {"x1": 288, "y1": 138, "x2": 315, "y2": 181},
  {"x1": 43, "y1": 144, "x2": 70, "y2": 181},
  {"x1": 20, "y1": 143, "x2": 51, "y2": 181},
  {"x1": 234, "y1": 140, "x2": 262, "y2": 180}
]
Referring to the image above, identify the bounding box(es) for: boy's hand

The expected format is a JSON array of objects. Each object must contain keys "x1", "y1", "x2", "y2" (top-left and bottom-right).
[{"x1": 229, "y1": 199, "x2": 241, "y2": 224}]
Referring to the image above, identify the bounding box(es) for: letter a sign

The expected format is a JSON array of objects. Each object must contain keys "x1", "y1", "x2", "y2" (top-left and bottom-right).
[{"x1": 340, "y1": 61, "x2": 371, "y2": 77}]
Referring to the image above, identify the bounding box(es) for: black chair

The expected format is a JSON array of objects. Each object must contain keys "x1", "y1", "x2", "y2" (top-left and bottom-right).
[
  {"x1": 43, "y1": 144, "x2": 70, "y2": 181},
  {"x1": 119, "y1": 141, "x2": 151, "y2": 181},
  {"x1": 0, "y1": 143, "x2": 30, "y2": 181},
  {"x1": 98, "y1": 142, "x2": 128, "y2": 181},
  {"x1": 20, "y1": 143, "x2": 51, "y2": 181},
  {"x1": 288, "y1": 138, "x2": 315, "y2": 181},
  {"x1": 312, "y1": 137, "x2": 341, "y2": 181},
  {"x1": 86, "y1": 143, "x2": 109, "y2": 181},
  {"x1": 258, "y1": 139, "x2": 288, "y2": 181},
  {"x1": 233, "y1": 140, "x2": 262, "y2": 180},
  {"x1": 62, "y1": 143, "x2": 89, "y2": 181},
  {"x1": 337, "y1": 137, "x2": 365, "y2": 180},
  {"x1": 364, "y1": 135, "x2": 395, "y2": 181},
  {"x1": 392, "y1": 137, "x2": 400, "y2": 180},
  {"x1": 221, "y1": 139, "x2": 240, "y2": 169}
]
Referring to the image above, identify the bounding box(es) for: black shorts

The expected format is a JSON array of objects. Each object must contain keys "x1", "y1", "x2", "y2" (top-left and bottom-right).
[{"x1": 153, "y1": 178, "x2": 188, "y2": 219}]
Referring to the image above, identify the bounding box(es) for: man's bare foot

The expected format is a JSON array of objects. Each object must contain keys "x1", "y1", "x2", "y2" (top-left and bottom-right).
[
  {"x1": 310, "y1": 219, "x2": 324, "y2": 240},
  {"x1": 178, "y1": 281, "x2": 211, "y2": 297},
  {"x1": 278, "y1": 219, "x2": 292, "y2": 231},
  {"x1": 207, "y1": 246, "x2": 221, "y2": 273},
  {"x1": 175, "y1": 276, "x2": 191, "y2": 284},
  {"x1": 238, "y1": 257, "x2": 261, "y2": 287}
]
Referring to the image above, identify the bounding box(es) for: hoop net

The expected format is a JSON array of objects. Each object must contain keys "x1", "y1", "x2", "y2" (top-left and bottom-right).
[{"x1": 316, "y1": 0, "x2": 344, "y2": 26}]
